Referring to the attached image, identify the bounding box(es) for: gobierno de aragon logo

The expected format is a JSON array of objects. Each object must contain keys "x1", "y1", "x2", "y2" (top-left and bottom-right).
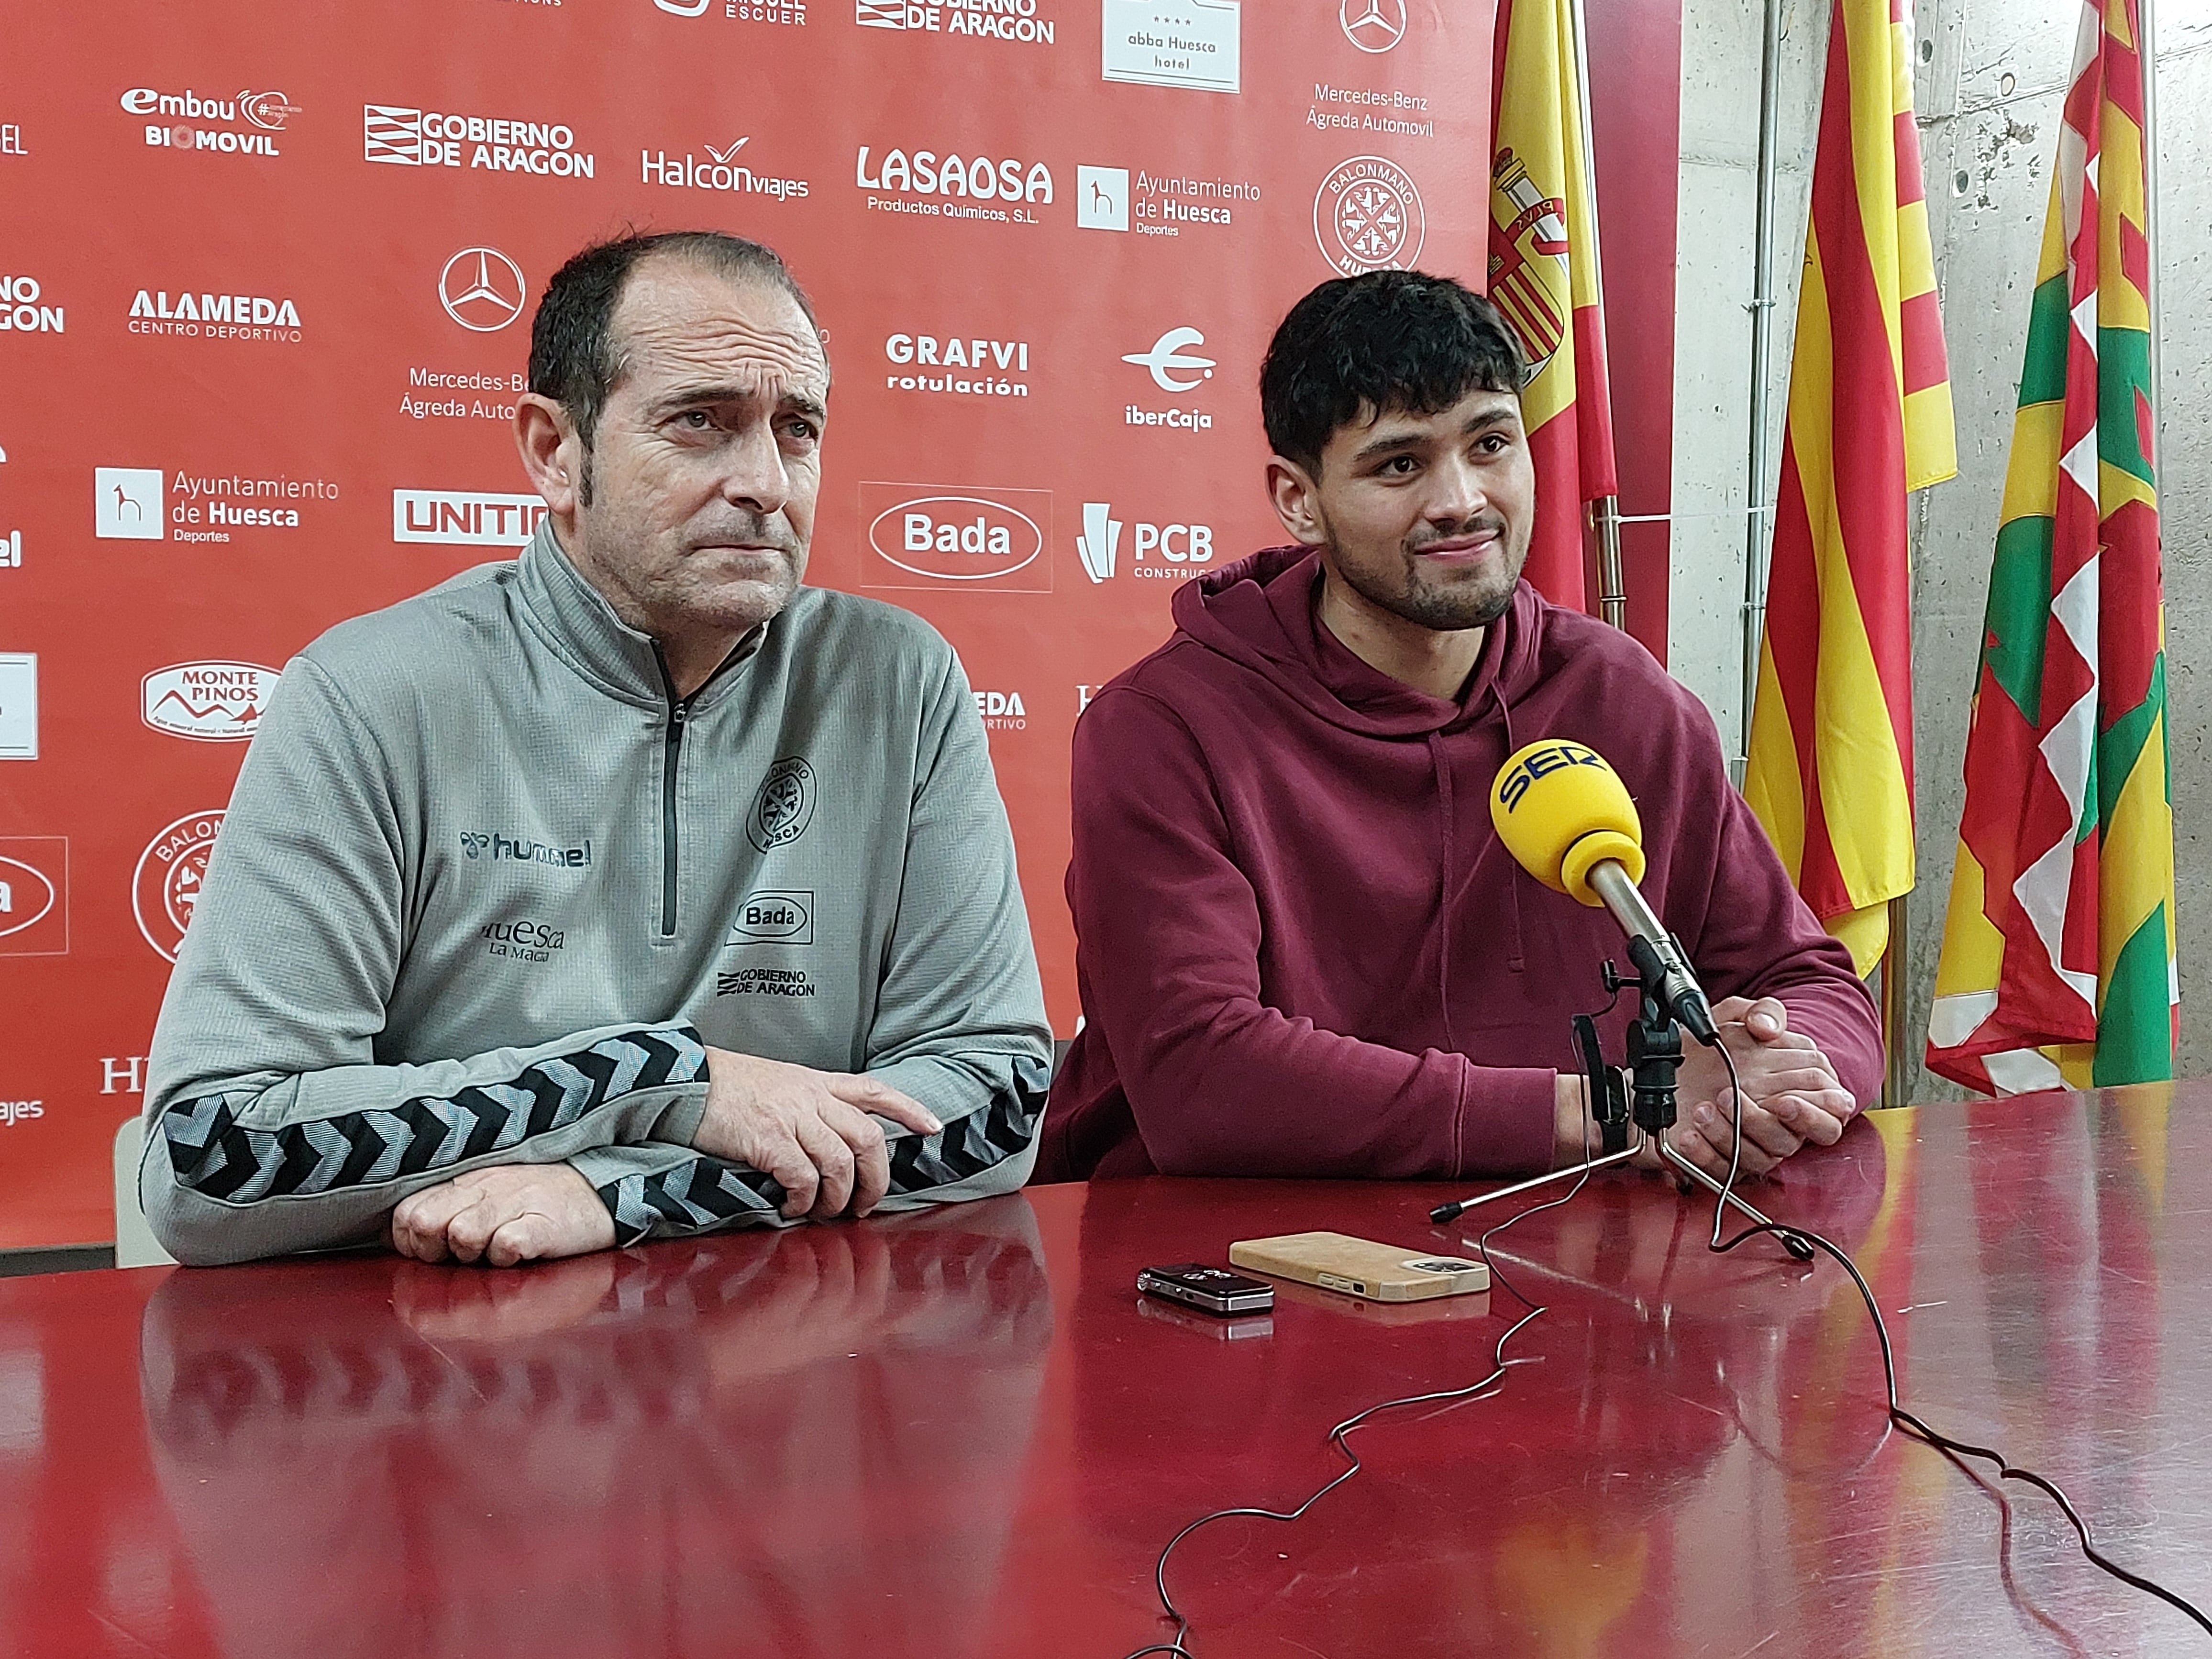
[{"x1": 133, "y1": 810, "x2": 224, "y2": 963}]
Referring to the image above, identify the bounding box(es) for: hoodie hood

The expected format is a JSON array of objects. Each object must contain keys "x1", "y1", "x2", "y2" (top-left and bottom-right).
[{"x1": 1171, "y1": 545, "x2": 1548, "y2": 737}]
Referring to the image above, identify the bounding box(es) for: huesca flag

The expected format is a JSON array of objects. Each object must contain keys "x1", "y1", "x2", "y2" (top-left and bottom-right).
[
  {"x1": 1743, "y1": 0, "x2": 1957, "y2": 979},
  {"x1": 1489, "y1": 0, "x2": 1615, "y2": 611},
  {"x1": 1926, "y1": 0, "x2": 2174, "y2": 1093}
]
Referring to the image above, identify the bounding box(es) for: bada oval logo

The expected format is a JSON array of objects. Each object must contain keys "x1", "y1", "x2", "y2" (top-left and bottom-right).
[
  {"x1": 0, "y1": 856, "x2": 56, "y2": 939},
  {"x1": 868, "y1": 495, "x2": 1044, "y2": 582}
]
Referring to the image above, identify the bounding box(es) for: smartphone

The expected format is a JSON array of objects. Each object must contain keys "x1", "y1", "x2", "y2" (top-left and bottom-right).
[
  {"x1": 1137, "y1": 1262, "x2": 1277, "y2": 1316},
  {"x1": 1228, "y1": 1232, "x2": 1491, "y2": 1302}
]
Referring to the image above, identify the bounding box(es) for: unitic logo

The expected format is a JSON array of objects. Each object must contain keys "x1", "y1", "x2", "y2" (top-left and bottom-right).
[{"x1": 867, "y1": 493, "x2": 1044, "y2": 581}]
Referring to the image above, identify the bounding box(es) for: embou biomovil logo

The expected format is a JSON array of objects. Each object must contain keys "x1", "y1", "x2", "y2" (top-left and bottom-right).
[
  {"x1": 133, "y1": 811, "x2": 223, "y2": 963},
  {"x1": 121, "y1": 87, "x2": 298, "y2": 158},
  {"x1": 142, "y1": 662, "x2": 281, "y2": 741},
  {"x1": 0, "y1": 836, "x2": 68, "y2": 957},
  {"x1": 1074, "y1": 501, "x2": 1215, "y2": 584},
  {"x1": 856, "y1": 0, "x2": 1056, "y2": 46},
  {"x1": 727, "y1": 888, "x2": 814, "y2": 945},
  {"x1": 642, "y1": 137, "x2": 808, "y2": 200},
  {"x1": 856, "y1": 144, "x2": 1052, "y2": 224},
  {"x1": 748, "y1": 759, "x2": 817, "y2": 853},
  {"x1": 885, "y1": 332, "x2": 1030, "y2": 399},
  {"x1": 457, "y1": 830, "x2": 593, "y2": 869},
  {"x1": 364, "y1": 104, "x2": 595, "y2": 179},
  {"x1": 860, "y1": 482, "x2": 1051, "y2": 591},
  {"x1": 1315, "y1": 155, "x2": 1425, "y2": 274}
]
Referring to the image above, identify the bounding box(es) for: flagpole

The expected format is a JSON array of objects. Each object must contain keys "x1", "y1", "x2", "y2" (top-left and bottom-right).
[
  {"x1": 1564, "y1": 0, "x2": 1627, "y2": 632},
  {"x1": 2141, "y1": 0, "x2": 2160, "y2": 429},
  {"x1": 1735, "y1": 0, "x2": 1788, "y2": 783},
  {"x1": 1883, "y1": 897, "x2": 1912, "y2": 1106}
]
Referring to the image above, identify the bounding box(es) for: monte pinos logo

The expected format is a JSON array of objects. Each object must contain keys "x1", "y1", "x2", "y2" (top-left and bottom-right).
[{"x1": 859, "y1": 482, "x2": 1051, "y2": 591}]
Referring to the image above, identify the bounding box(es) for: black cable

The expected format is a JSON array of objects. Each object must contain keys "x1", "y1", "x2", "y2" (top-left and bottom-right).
[
  {"x1": 1707, "y1": 1044, "x2": 2212, "y2": 1641},
  {"x1": 1120, "y1": 1117, "x2": 1602, "y2": 1659}
]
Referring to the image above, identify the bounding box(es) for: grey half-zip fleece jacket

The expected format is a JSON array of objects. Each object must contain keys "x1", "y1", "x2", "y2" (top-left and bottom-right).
[{"x1": 141, "y1": 524, "x2": 1051, "y2": 1266}]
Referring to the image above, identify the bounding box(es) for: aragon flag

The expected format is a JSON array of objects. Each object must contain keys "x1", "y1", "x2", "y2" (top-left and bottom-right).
[
  {"x1": 1743, "y1": 0, "x2": 1956, "y2": 978},
  {"x1": 1926, "y1": 0, "x2": 2175, "y2": 1093},
  {"x1": 1489, "y1": 0, "x2": 1615, "y2": 611}
]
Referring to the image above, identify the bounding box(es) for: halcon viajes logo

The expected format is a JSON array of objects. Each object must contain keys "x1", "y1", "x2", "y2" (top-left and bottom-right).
[
  {"x1": 641, "y1": 138, "x2": 807, "y2": 199},
  {"x1": 133, "y1": 811, "x2": 224, "y2": 963}
]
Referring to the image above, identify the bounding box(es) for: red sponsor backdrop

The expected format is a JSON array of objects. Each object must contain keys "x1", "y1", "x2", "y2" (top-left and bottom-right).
[{"x1": 0, "y1": 0, "x2": 1676, "y2": 1248}]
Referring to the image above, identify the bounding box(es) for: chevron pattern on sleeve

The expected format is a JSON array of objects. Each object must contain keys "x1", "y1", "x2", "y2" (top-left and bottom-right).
[
  {"x1": 159, "y1": 1026, "x2": 710, "y2": 1202},
  {"x1": 597, "y1": 1065, "x2": 1044, "y2": 1246}
]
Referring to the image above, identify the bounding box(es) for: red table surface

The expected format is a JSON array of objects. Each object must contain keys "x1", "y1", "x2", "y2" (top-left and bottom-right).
[{"x1": 2, "y1": 1087, "x2": 2209, "y2": 1658}]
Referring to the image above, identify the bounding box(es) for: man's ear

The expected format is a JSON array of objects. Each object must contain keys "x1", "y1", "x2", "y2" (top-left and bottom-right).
[
  {"x1": 515, "y1": 394, "x2": 583, "y2": 520},
  {"x1": 1265, "y1": 455, "x2": 1327, "y2": 547}
]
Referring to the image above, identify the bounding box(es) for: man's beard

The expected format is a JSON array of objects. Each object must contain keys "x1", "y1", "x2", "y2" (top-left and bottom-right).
[{"x1": 1327, "y1": 516, "x2": 1524, "y2": 632}]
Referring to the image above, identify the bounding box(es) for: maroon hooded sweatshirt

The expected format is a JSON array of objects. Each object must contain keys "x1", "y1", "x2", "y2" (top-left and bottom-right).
[{"x1": 1038, "y1": 547, "x2": 1881, "y2": 1183}]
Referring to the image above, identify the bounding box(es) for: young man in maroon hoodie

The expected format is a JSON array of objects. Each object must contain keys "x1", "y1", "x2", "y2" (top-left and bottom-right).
[{"x1": 1039, "y1": 272, "x2": 1881, "y2": 1187}]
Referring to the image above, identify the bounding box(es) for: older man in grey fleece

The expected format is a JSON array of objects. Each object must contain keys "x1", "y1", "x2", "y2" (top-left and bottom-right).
[{"x1": 141, "y1": 231, "x2": 1050, "y2": 1268}]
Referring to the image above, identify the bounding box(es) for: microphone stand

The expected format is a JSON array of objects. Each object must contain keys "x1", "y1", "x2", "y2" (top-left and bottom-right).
[{"x1": 1431, "y1": 959, "x2": 1815, "y2": 1262}]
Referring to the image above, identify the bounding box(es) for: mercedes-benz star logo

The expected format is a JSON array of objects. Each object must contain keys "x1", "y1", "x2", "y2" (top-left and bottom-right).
[
  {"x1": 1339, "y1": 0, "x2": 1406, "y2": 52},
  {"x1": 439, "y1": 247, "x2": 527, "y2": 333},
  {"x1": 1121, "y1": 327, "x2": 1217, "y2": 392}
]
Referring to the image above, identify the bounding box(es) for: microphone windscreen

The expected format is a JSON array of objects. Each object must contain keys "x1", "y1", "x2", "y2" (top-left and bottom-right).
[{"x1": 1489, "y1": 740, "x2": 1646, "y2": 906}]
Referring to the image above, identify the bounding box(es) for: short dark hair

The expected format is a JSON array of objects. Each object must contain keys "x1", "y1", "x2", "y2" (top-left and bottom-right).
[
  {"x1": 528, "y1": 230, "x2": 820, "y2": 459},
  {"x1": 1260, "y1": 271, "x2": 1526, "y2": 474}
]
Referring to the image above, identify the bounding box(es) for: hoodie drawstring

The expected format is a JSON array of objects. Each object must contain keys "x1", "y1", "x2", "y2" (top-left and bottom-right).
[
  {"x1": 1489, "y1": 679, "x2": 1527, "y2": 976},
  {"x1": 1429, "y1": 730, "x2": 1458, "y2": 1053}
]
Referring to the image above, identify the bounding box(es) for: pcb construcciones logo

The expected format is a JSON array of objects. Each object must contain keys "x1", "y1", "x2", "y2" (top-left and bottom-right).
[
  {"x1": 134, "y1": 811, "x2": 224, "y2": 963},
  {"x1": 860, "y1": 483, "x2": 1051, "y2": 591}
]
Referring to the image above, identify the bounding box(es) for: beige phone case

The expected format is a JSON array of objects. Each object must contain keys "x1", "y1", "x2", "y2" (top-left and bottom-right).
[{"x1": 1228, "y1": 1231, "x2": 1492, "y2": 1302}]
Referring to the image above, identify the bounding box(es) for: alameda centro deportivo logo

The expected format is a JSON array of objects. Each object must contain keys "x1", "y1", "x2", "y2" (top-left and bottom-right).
[{"x1": 860, "y1": 483, "x2": 1051, "y2": 591}]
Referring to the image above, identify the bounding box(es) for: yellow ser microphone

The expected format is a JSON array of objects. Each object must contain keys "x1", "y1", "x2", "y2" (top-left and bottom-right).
[{"x1": 1489, "y1": 740, "x2": 1719, "y2": 1045}]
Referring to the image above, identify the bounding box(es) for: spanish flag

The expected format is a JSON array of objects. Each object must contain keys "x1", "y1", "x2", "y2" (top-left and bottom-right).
[
  {"x1": 1743, "y1": 0, "x2": 1955, "y2": 977},
  {"x1": 1925, "y1": 0, "x2": 2174, "y2": 1093},
  {"x1": 1489, "y1": 0, "x2": 1615, "y2": 611}
]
